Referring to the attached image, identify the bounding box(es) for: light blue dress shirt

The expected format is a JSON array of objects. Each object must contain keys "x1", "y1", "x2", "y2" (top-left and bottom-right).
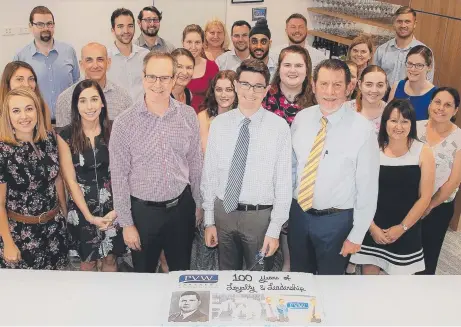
[
  {"x1": 373, "y1": 37, "x2": 434, "y2": 86},
  {"x1": 13, "y1": 40, "x2": 80, "y2": 119},
  {"x1": 291, "y1": 103, "x2": 380, "y2": 244}
]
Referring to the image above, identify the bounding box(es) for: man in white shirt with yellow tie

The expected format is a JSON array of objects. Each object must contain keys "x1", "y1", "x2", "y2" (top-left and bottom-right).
[{"x1": 290, "y1": 59, "x2": 380, "y2": 275}]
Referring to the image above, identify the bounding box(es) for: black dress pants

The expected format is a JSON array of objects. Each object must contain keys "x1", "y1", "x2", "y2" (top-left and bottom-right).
[
  {"x1": 130, "y1": 186, "x2": 196, "y2": 273},
  {"x1": 418, "y1": 201, "x2": 454, "y2": 275}
]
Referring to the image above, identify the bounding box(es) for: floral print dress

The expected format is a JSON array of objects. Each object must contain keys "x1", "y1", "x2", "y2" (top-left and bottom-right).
[
  {"x1": 59, "y1": 126, "x2": 126, "y2": 262},
  {"x1": 0, "y1": 132, "x2": 68, "y2": 269},
  {"x1": 262, "y1": 84, "x2": 304, "y2": 126}
]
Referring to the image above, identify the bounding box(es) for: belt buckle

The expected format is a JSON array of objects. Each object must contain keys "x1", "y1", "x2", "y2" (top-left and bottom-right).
[
  {"x1": 166, "y1": 198, "x2": 179, "y2": 209},
  {"x1": 38, "y1": 212, "x2": 46, "y2": 224}
]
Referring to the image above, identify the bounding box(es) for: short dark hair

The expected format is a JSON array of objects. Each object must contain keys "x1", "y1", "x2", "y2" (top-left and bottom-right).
[
  {"x1": 236, "y1": 58, "x2": 271, "y2": 86},
  {"x1": 313, "y1": 59, "x2": 351, "y2": 85},
  {"x1": 378, "y1": 99, "x2": 418, "y2": 150},
  {"x1": 394, "y1": 6, "x2": 417, "y2": 19},
  {"x1": 180, "y1": 291, "x2": 200, "y2": 302},
  {"x1": 29, "y1": 6, "x2": 54, "y2": 24},
  {"x1": 231, "y1": 20, "x2": 251, "y2": 35},
  {"x1": 111, "y1": 8, "x2": 135, "y2": 29},
  {"x1": 286, "y1": 13, "x2": 307, "y2": 25},
  {"x1": 431, "y1": 87, "x2": 460, "y2": 122},
  {"x1": 138, "y1": 6, "x2": 162, "y2": 21}
]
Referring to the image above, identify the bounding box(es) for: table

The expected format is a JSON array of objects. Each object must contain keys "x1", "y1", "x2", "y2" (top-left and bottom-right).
[{"x1": 1, "y1": 270, "x2": 460, "y2": 325}]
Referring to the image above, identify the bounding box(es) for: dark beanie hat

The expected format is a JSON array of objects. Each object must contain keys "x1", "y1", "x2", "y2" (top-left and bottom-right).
[{"x1": 249, "y1": 18, "x2": 271, "y2": 39}]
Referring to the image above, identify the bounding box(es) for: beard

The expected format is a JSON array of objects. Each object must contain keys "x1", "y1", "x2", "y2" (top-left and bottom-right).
[
  {"x1": 234, "y1": 43, "x2": 248, "y2": 52},
  {"x1": 142, "y1": 26, "x2": 159, "y2": 37},
  {"x1": 250, "y1": 47, "x2": 269, "y2": 60},
  {"x1": 40, "y1": 31, "x2": 52, "y2": 42},
  {"x1": 116, "y1": 33, "x2": 133, "y2": 45},
  {"x1": 288, "y1": 34, "x2": 307, "y2": 45}
]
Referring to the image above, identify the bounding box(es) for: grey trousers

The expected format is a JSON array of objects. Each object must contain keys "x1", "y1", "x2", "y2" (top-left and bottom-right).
[{"x1": 214, "y1": 199, "x2": 272, "y2": 270}]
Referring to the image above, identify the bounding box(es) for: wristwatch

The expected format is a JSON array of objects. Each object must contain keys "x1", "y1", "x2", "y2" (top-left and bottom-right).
[{"x1": 401, "y1": 223, "x2": 409, "y2": 232}]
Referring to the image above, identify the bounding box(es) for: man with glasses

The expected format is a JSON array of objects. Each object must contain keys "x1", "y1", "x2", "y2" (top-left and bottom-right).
[
  {"x1": 135, "y1": 6, "x2": 175, "y2": 53},
  {"x1": 107, "y1": 8, "x2": 149, "y2": 103},
  {"x1": 272, "y1": 13, "x2": 327, "y2": 69},
  {"x1": 215, "y1": 20, "x2": 251, "y2": 72},
  {"x1": 248, "y1": 19, "x2": 277, "y2": 81},
  {"x1": 109, "y1": 51, "x2": 202, "y2": 273},
  {"x1": 374, "y1": 6, "x2": 434, "y2": 86},
  {"x1": 202, "y1": 58, "x2": 292, "y2": 270},
  {"x1": 14, "y1": 6, "x2": 80, "y2": 123}
]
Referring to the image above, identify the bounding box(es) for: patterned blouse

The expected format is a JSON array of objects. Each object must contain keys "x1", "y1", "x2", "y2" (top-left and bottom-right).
[{"x1": 262, "y1": 84, "x2": 304, "y2": 125}]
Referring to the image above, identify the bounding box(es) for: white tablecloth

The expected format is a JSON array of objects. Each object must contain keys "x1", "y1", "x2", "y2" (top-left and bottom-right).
[{"x1": 0, "y1": 270, "x2": 460, "y2": 326}]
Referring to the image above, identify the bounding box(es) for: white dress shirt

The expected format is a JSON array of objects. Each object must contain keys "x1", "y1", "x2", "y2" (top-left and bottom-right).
[
  {"x1": 271, "y1": 43, "x2": 328, "y2": 69},
  {"x1": 201, "y1": 107, "x2": 292, "y2": 238},
  {"x1": 107, "y1": 43, "x2": 149, "y2": 102},
  {"x1": 291, "y1": 103, "x2": 380, "y2": 244},
  {"x1": 215, "y1": 49, "x2": 250, "y2": 72}
]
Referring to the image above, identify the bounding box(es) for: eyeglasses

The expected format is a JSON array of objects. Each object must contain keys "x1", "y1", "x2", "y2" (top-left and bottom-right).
[
  {"x1": 142, "y1": 18, "x2": 160, "y2": 24},
  {"x1": 32, "y1": 22, "x2": 55, "y2": 29},
  {"x1": 405, "y1": 62, "x2": 426, "y2": 70},
  {"x1": 238, "y1": 81, "x2": 267, "y2": 93},
  {"x1": 144, "y1": 74, "x2": 173, "y2": 84}
]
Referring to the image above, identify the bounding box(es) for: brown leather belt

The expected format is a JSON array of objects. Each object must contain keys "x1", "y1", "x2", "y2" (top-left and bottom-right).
[{"x1": 8, "y1": 206, "x2": 60, "y2": 224}]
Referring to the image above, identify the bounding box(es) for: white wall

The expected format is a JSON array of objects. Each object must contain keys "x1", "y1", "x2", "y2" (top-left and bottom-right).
[{"x1": 0, "y1": 0, "x2": 311, "y2": 74}]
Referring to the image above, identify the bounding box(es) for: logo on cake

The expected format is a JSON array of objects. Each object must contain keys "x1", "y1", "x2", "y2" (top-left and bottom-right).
[
  {"x1": 287, "y1": 302, "x2": 309, "y2": 310},
  {"x1": 178, "y1": 274, "x2": 219, "y2": 288}
]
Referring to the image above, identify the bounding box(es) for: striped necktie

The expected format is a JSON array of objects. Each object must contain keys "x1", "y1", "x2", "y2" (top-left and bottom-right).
[
  {"x1": 223, "y1": 118, "x2": 251, "y2": 213},
  {"x1": 298, "y1": 117, "x2": 328, "y2": 211}
]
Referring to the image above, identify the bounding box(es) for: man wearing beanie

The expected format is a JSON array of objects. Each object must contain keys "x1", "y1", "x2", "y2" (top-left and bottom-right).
[{"x1": 249, "y1": 19, "x2": 277, "y2": 81}]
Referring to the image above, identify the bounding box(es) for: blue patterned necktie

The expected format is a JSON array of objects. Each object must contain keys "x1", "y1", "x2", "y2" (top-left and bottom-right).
[{"x1": 223, "y1": 118, "x2": 251, "y2": 213}]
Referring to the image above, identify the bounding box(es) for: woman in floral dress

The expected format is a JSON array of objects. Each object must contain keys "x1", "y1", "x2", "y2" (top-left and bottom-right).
[
  {"x1": 57, "y1": 79, "x2": 126, "y2": 272},
  {"x1": 0, "y1": 87, "x2": 68, "y2": 269},
  {"x1": 262, "y1": 45, "x2": 316, "y2": 271}
]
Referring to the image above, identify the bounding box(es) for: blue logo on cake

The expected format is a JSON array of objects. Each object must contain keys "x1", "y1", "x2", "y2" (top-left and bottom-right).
[
  {"x1": 287, "y1": 302, "x2": 309, "y2": 309},
  {"x1": 179, "y1": 274, "x2": 219, "y2": 283}
]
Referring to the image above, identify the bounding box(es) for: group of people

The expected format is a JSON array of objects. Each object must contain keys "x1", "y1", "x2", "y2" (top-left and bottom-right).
[{"x1": 0, "y1": 4, "x2": 459, "y2": 277}]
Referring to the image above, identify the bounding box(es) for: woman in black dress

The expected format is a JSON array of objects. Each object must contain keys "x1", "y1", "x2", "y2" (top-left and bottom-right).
[
  {"x1": 57, "y1": 79, "x2": 126, "y2": 271},
  {"x1": 350, "y1": 99, "x2": 435, "y2": 275},
  {"x1": 0, "y1": 87, "x2": 68, "y2": 269}
]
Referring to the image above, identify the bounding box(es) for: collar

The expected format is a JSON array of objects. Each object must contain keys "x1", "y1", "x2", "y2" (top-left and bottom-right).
[
  {"x1": 138, "y1": 97, "x2": 178, "y2": 117},
  {"x1": 267, "y1": 55, "x2": 276, "y2": 69},
  {"x1": 181, "y1": 310, "x2": 197, "y2": 319},
  {"x1": 230, "y1": 49, "x2": 250, "y2": 60},
  {"x1": 316, "y1": 102, "x2": 347, "y2": 126},
  {"x1": 390, "y1": 36, "x2": 418, "y2": 50},
  {"x1": 138, "y1": 34, "x2": 164, "y2": 48},
  {"x1": 30, "y1": 39, "x2": 57, "y2": 56},
  {"x1": 234, "y1": 106, "x2": 265, "y2": 126},
  {"x1": 102, "y1": 80, "x2": 115, "y2": 92},
  {"x1": 110, "y1": 42, "x2": 143, "y2": 56}
]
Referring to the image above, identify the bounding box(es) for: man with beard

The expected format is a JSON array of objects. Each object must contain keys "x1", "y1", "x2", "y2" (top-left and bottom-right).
[
  {"x1": 134, "y1": 6, "x2": 175, "y2": 53},
  {"x1": 248, "y1": 19, "x2": 277, "y2": 81},
  {"x1": 14, "y1": 6, "x2": 80, "y2": 123},
  {"x1": 215, "y1": 20, "x2": 251, "y2": 72},
  {"x1": 374, "y1": 6, "x2": 434, "y2": 86},
  {"x1": 272, "y1": 14, "x2": 327, "y2": 69},
  {"x1": 107, "y1": 8, "x2": 149, "y2": 102},
  {"x1": 55, "y1": 43, "x2": 132, "y2": 128}
]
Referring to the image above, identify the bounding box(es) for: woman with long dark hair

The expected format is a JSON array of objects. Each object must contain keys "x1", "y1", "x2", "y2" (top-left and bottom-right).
[
  {"x1": 57, "y1": 79, "x2": 126, "y2": 271},
  {"x1": 262, "y1": 45, "x2": 315, "y2": 126},
  {"x1": 417, "y1": 87, "x2": 461, "y2": 274},
  {"x1": 0, "y1": 61, "x2": 52, "y2": 130},
  {"x1": 350, "y1": 99, "x2": 435, "y2": 274}
]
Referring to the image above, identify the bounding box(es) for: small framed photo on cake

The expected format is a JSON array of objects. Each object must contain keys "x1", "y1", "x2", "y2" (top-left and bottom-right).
[
  {"x1": 252, "y1": 7, "x2": 267, "y2": 21},
  {"x1": 232, "y1": 0, "x2": 264, "y2": 3}
]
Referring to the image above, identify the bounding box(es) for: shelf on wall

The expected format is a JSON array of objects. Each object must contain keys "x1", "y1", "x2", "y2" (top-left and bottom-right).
[
  {"x1": 307, "y1": 7, "x2": 394, "y2": 31},
  {"x1": 308, "y1": 30, "x2": 353, "y2": 46}
]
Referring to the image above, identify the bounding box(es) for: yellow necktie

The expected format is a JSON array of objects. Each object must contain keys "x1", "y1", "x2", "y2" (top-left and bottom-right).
[{"x1": 298, "y1": 117, "x2": 328, "y2": 211}]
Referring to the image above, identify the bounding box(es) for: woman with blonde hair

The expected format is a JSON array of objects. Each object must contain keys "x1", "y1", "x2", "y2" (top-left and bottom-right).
[
  {"x1": 347, "y1": 34, "x2": 374, "y2": 78},
  {"x1": 0, "y1": 87, "x2": 68, "y2": 269},
  {"x1": 0, "y1": 61, "x2": 52, "y2": 130},
  {"x1": 203, "y1": 18, "x2": 230, "y2": 61}
]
